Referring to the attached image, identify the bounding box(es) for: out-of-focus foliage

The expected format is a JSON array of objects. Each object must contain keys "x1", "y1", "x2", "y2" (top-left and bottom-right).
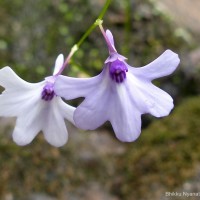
[
  {"x1": 0, "y1": 97, "x2": 200, "y2": 199},
  {"x1": 114, "y1": 96, "x2": 200, "y2": 199},
  {"x1": 0, "y1": 0, "x2": 192, "y2": 81}
]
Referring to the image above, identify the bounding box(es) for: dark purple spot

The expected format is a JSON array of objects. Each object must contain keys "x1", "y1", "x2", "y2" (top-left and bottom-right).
[
  {"x1": 41, "y1": 83, "x2": 55, "y2": 101},
  {"x1": 109, "y1": 60, "x2": 128, "y2": 83}
]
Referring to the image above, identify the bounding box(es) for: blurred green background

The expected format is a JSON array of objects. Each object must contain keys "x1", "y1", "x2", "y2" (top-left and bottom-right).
[{"x1": 0, "y1": 0, "x2": 200, "y2": 199}]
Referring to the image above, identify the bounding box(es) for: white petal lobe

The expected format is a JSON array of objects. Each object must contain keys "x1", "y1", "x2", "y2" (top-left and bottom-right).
[
  {"x1": 42, "y1": 98, "x2": 69, "y2": 147},
  {"x1": 12, "y1": 100, "x2": 45, "y2": 145},
  {"x1": 53, "y1": 54, "x2": 64, "y2": 75}
]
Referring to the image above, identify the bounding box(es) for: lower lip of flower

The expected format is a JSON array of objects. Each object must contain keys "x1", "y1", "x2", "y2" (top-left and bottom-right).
[
  {"x1": 41, "y1": 83, "x2": 55, "y2": 101},
  {"x1": 109, "y1": 60, "x2": 128, "y2": 83}
]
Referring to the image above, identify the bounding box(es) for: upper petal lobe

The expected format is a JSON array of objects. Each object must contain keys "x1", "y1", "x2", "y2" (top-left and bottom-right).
[
  {"x1": 54, "y1": 71, "x2": 104, "y2": 100},
  {"x1": 129, "y1": 50, "x2": 180, "y2": 80}
]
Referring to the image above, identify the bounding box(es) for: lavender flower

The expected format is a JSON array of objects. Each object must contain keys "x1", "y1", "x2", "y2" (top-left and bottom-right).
[
  {"x1": 0, "y1": 54, "x2": 75, "y2": 147},
  {"x1": 54, "y1": 30, "x2": 180, "y2": 142}
]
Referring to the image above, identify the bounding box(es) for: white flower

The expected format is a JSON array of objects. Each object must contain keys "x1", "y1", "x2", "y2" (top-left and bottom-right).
[{"x1": 0, "y1": 54, "x2": 75, "y2": 147}]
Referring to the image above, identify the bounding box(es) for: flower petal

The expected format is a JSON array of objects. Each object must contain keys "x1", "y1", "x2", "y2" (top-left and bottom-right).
[
  {"x1": 58, "y1": 98, "x2": 75, "y2": 125},
  {"x1": 0, "y1": 88, "x2": 42, "y2": 116},
  {"x1": 0, "y1": 66, "x2": 42, "y2": 90},
  {"x1": 108, "y1": 84, "x2": 142, "y2": 142},
  {"x1": 73, "y1": 71, "x2": 111, "y2": 130},
  {"x1": 53, "y1": 54, "x2": 64, "y2": 75},
  {"x1": 105, "y1": 53, "x2": 127, "y2": 63},
  {"x1": 129, "y1": 50, "x2": 180, "y2": 80},
  {"x1": 0, "y1": 67, "x2": 44, "y2": 116},
  {"x1": 42, "y1": 98, "x2": 69, "y2": 147},
  {"x1": 12, "y1": 100, "x2": 45, "y2": 146},
  {"x1": 54, "y1": 71, "x2": 104, "y2": 100},
  {"x1": 105, "y1": 29, "x2": 117, "y2": 53},
  {"x1": 126, "y1": 72, "x2": 174, "y2": 117},
  {"x1": 106, "y1": 30, "x2": 115, "y2": 47}
]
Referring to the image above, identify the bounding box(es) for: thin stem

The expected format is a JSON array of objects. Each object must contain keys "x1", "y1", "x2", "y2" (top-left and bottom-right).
[
  {"x1": 98, "y1": 0, "x2": 112, "y2": 20},
  {"x1": 98, "y1": 24, "x2": 116, "y2": 53},
  {"x1": 56, "y1": 45, "x2": 78, "y2": 76},
  {"x1": 76, "y1": 0, "x2": 112, "y2": 48},
  {"x1": 99, "y1": 24, "x2": 109, "y2": 44},
  {"x1": 56, "y1": 0, "x2": 112, "y2": 76}
]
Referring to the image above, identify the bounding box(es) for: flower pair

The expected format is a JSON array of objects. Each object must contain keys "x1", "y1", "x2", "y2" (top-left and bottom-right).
[{"x1": 0, "y1": 29, "x2": 180, "y2": 147}]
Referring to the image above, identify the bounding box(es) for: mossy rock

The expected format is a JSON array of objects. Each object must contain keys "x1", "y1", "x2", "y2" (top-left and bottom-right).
[
  {"x1": 1, "y1": 97, "x2": 199, "y2": 199},
  {"x1": 114, "y1": 96, "x2": 200, "y2": 199},
  {"x1": 0, "y1": 123, "x2": 121, "y2": 199}
]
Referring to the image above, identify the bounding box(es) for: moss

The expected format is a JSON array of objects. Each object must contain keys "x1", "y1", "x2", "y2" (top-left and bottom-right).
[
  {"x1": 0, "y1": 129, "x2": 117, "y2": 199},
  {"x1": 114, "y1": 96, "x2": 200, "y2": 199},
  {"x1": 1, "y1": 97, "x2": 200, "y2": 199}
]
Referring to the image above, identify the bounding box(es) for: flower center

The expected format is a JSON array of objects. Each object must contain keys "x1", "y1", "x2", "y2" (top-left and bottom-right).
[
  {"x1": 109, "y1": 60, "x2": 128, "y2": 83},
  {"x1": 41, "y1": 83, "x2": 55, "y2": 101}
]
